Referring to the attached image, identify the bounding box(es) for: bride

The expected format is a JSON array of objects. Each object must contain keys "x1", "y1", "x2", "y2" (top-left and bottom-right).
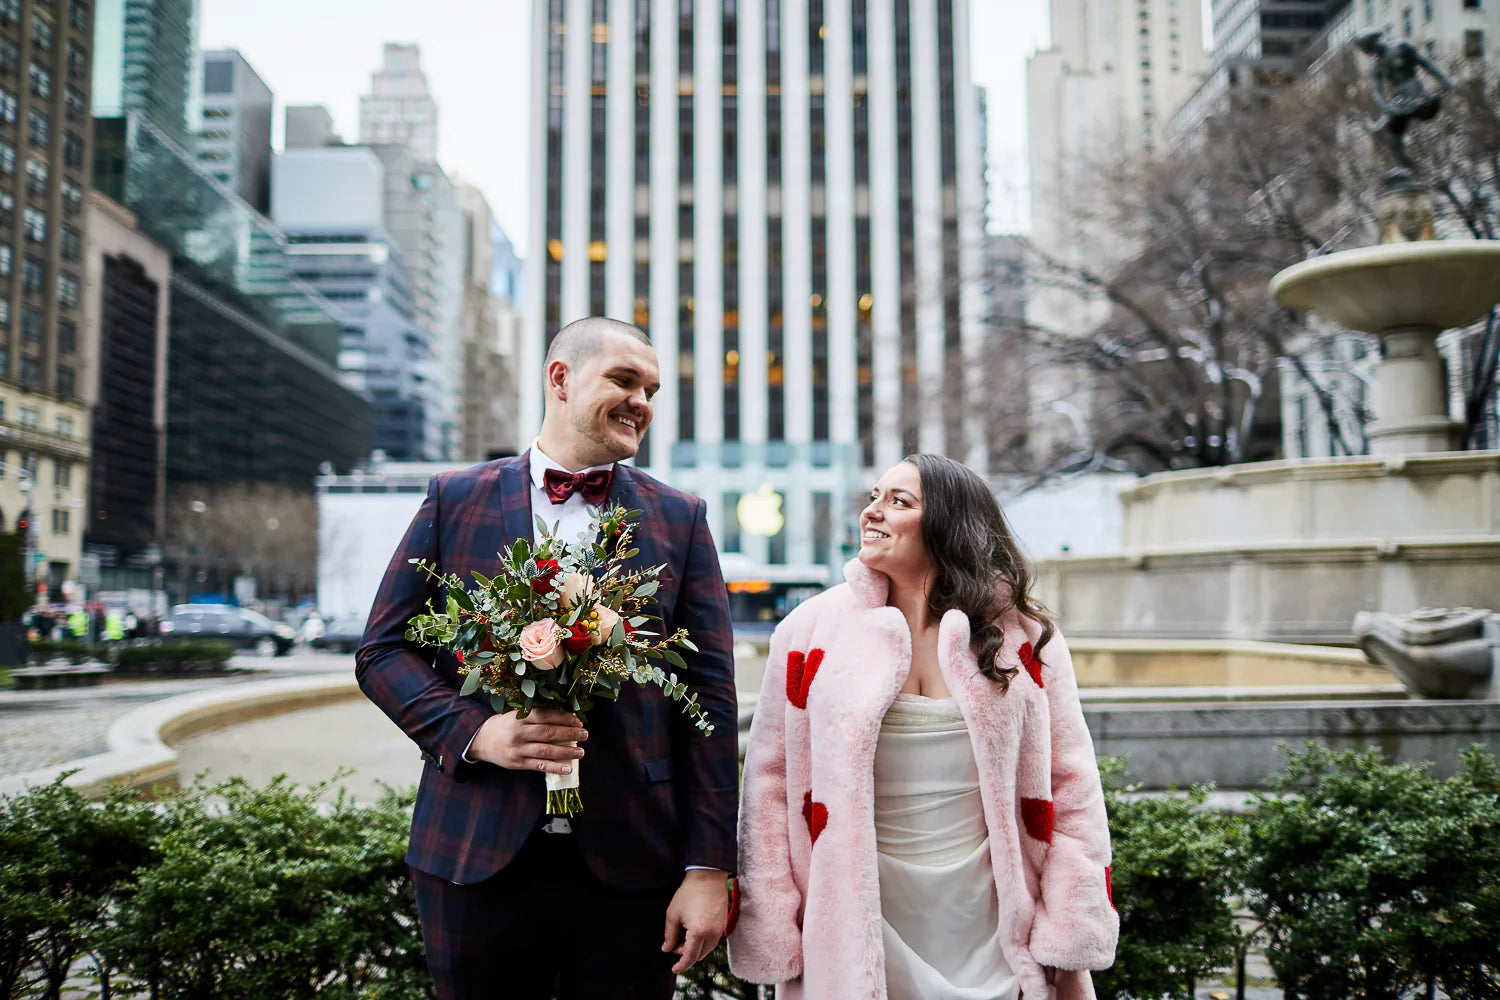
[{"x1": 728, "y1": 454, "x2": 1117, "y2": 1000}]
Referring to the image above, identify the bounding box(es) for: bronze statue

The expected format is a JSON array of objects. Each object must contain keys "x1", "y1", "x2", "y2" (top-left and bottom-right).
[{"x1": 1355, "y1": 29, "x2": 1452, "y2": 188}]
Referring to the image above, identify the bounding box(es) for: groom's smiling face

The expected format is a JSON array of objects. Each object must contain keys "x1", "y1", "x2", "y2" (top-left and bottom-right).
[{"x1": 562, "y1": 330, "x2": 660, "y2": 465}]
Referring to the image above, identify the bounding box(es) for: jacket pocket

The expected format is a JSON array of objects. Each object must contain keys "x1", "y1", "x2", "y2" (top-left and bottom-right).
[{"x1": 642, "y1": 756, "x2": 675, "y2": 782}]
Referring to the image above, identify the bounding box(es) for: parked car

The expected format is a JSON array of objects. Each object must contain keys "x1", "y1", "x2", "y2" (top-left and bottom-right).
[
  {"x1": 309, "y1": 617, "x2": 365, "y2": 654},
  {"x1": 159, "y1": 604, "x2": 296, "y2": 657}
]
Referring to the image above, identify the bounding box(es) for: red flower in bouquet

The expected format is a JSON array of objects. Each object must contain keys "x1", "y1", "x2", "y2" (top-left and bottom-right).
[
  {"x1": 531, "y1": 559, "x2": 562, "y2": 594},
  {"x1": 563, "y1": 621, "x2": 594, "y2": 655}
]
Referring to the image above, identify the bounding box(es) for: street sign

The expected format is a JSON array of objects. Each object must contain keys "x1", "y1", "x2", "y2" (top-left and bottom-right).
[{"x1": 78, "y1": 552, "x2": 101, "y2": 588}]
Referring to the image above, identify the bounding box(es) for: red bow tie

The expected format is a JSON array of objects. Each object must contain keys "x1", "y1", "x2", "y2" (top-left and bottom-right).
[{"x1": 543, "y1": 467, "x2": 613, "y2": 505}]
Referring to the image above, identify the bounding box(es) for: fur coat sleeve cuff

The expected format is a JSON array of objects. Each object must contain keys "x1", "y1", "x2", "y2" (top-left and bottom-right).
[
  {"x1": 726, "y1": 874, "x2": 805, "y2": 983},
  {"x1": 1027, "y1": 848, "x2": 1119, "y2": 969}
]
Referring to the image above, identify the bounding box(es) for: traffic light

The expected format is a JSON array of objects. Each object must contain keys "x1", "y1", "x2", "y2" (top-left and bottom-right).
[{"x1": 14, "y1": 509, "x2": 29, "y2": 539}]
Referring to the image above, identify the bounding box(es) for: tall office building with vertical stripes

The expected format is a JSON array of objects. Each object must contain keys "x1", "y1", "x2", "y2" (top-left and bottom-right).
[{"x1": 523, "y1": 0, "x2": 986, "y2": 580}]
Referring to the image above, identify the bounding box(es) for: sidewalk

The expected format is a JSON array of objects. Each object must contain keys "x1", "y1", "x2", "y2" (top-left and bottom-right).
[{"x1": 0, "y1": 651, "x2": 354, "y2": 783}]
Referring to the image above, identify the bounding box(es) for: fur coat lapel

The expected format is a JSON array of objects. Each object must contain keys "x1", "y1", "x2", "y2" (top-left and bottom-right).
[{"x1": 729, "y1": 559, "x2": 1118, "y2": 1000}]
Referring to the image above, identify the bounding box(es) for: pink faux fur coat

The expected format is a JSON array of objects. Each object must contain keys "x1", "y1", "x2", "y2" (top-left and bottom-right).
[{"x1": 728, "y1": 559, "x2": 1118, "y2": 1000}]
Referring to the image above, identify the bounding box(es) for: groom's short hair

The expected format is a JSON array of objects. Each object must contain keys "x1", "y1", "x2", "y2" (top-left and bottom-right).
[{"x1": 545, "y1": 317, "x2": 652, "y2": 373}]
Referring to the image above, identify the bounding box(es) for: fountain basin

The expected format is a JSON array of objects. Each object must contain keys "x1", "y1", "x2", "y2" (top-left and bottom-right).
[{"x1": 1270, "y1": 240, "x2": 1500, "y2": 333}]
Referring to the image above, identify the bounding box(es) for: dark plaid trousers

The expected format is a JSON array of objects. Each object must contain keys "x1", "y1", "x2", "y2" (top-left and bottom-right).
[{"x1": 411, "y1": 828, "x2": 678, "y2": 1000}]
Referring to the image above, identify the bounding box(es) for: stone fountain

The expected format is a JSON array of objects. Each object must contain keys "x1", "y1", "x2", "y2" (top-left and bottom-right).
[{"x1": 1026, "y1": 31, "x2": 1500, "y2": 785}]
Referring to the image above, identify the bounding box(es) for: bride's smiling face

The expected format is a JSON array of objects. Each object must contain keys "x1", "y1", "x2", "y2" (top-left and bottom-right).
[{"x1": 857, "y1": 462, "x2": 931, "y2": 583}]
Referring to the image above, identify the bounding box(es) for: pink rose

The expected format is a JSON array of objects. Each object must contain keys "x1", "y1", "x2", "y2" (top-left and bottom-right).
[
  {"x1": 518, "y1": 618, "x2": 564, "y2": 670},
  {"x1": 592, "y1": 604, "x2": 621, "y2": 645}
]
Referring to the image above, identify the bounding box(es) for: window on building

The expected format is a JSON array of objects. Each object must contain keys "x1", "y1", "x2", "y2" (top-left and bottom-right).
[
  {"x1": 203, "y1": 59, "x2": 234, "y2": 93},
  {"x1": 66, "y1": 42, "x2": 86, "y2": 79},
  {"x1": 23, "y1": 206, "x2": 46, "y2": 242},
  {"x1": 53, "y1": 457, "x2": 70, "y2": 484},
  {"x1": 1464, "y1": 0, "x2": 1480, "y2": 8},
  {"x1": 25, "y1": 158, "x2": 46, "y2": 195},
  {"x1": 60, "y1": 226, "x2": 79, "y2": 260},
  {"x1": 51, "y1": 508, "x2": 69, "y2": 533},
  {"x1": 60, "y1": 178, "x2": 80, "y2": 214},
  {"x1": 0, "y1": 243, "x2": 11, "y2": 276},
  {"x1": 56, "y1": 365, "x2": 73, "y2": 398},
  {"x1": 0, "y1": 140, "x2": 15, "y2": 174},
  {"x1": 0, "y1": 89, "x2": 17, "y2": 123},
  {"x1": 0, "y1": 190, "x2": 12, "y2": 225},
  {"x1": 1467, "y1": 29, "x2": 1485, "y2": 56},
  {"x1": 27, "y1": 108, "x2": 48, "y2": 146},
  {"x1": 0, "y1": 0, "x2": 18, "y2": 23},
  {"x1": 57, "y1": 271, "x2": 77, "y2": 306},
  {"x1": 22, "y1": 256, "x2": 43, "y2": 291},
  {"x1": 0, "y1": 346, "x2": 7, "y2": 377},
  {"x1": 69, "y1": 0, "x2": 88, "y2": 31},
  {"x1": 28, "y1": 62, "x2": 49, "y2": 98},
  {"x1": 1424, "y1": 0, "x2": 1434, "y2": 19},
  {"x1": 0, "y1": 38, "x2": 17, "y2": 76},
  {"x1": 19, "y1": 356, "x2": 39, "y2": 387},
  {"x1": 64, "y1": 86, "x2": 83, "y2": 121},
  {"x1": 20, "y1": 307, "x2": 41, "y2": 340},
  {"x1": 57, "y1": 319, "x2": 74, "y2": 352},
  {"x1": 63, "y1": 132, "x2": 83, "y2": 168},
  {"x1": 30, "y1": 12, "x2": 52, "y2": 50},
  {"x1": 18, "y1": 405, "x2": 37, "y2": 426}
]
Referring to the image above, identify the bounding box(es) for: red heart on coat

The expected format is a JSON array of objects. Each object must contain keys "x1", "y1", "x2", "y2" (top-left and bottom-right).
[
  {"x1": 1019, "y1": 642, "x2": 1044, "y2": 688},
  {"x1": 1021, "y1": 797, "x2": 1055, "y2": 842},
  {"x1": 802, "y1": 790, "x2": 828, "y2": 844},
  {"x1": 785, "y1": 648, "x2": 824, "y2": 709},
  {"x1": 1105, "y1": 865, "x2": 1115, "y2": 909},
  {"x1": 725, "y1": 877, "x2": 741, "y2": 935}
]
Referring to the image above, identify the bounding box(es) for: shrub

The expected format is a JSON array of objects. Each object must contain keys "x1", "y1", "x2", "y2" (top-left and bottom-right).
[
  {"x1": 113, "y1": 640, "x2": 236, "y2": 675},
  {"x1": 104, "y1": 775, "x2": 432, "y2": 1000},
  {"x1": 25, "y1": 639, "x2": 107, "y2": 665},
  {"x1": 1093, "y1": 756, "x2": 1245, "y2": 1000},
  {"x1": 0, "y1": 776, "x2": 159, "y2": 999},
  {"x1": 1243, "y1": 743, "x2": 1500, "y2": 1000}
]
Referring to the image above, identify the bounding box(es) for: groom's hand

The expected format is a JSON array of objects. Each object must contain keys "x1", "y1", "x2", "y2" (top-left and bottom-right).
[
  {"x1": 468, "y1": 709, "x2": 587, "y2": 774},
  {"x1": 662, "y1": 869, "x2": 729, "y2": 974}
]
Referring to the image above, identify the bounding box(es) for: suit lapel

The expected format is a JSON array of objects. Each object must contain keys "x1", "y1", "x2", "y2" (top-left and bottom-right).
[{"x1": 499, "y1": 452, "x2": 536, "y2": 549}]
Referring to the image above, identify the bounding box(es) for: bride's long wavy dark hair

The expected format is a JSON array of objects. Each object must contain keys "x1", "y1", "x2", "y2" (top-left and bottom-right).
[{"x1": 907, "y1": 454, "x2": 1055, "y2": 691}]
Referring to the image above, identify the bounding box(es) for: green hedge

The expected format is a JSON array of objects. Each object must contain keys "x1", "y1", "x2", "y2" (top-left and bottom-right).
[
  {"x1": 113, "y1": 640, "x2": 236, "y2": 675},
  {"x1": 2, "y1": 747, "x2": 1496, "y2": 999},
  {"x1": 25, "y1": 639, "x2": 110, "y2": 665}
]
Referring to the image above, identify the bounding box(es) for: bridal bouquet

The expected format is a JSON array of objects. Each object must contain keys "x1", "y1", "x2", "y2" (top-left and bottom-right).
[{"x1": 404, "y1": 505, "x2": 712, "y2": 815}]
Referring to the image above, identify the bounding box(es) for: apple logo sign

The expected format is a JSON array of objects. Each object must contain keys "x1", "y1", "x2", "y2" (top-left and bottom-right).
[{"x1": 736, "y1": 483, "x2": 785, "y2": 537}]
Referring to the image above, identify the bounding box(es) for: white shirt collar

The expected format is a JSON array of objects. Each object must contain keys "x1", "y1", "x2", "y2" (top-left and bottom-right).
[{"x1": 528, "y1": 440, "x2": 616, "y2": 491}]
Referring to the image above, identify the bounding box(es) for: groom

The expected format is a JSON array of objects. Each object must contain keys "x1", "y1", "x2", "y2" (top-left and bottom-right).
[{"x1": 357, "y1": 317, "x2": 740, "y2": 1000}]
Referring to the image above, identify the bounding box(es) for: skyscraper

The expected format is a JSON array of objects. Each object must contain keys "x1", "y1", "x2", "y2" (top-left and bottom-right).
[
  {"x1": 524, "y1": 0, "x2": 988, "y2": 577},
  {"x1": 0, "y1": 0, "x2": 97, "y2": 600},
  {"x1": 196, "y1": 48, "x2": 272, "y2": 213},
  {"x1": 272, "y1": 144, "x2": 447, "y2": 461},
  {"x1": 91, "y1": 0, "x2": 198, "y2": 148},
  {"x1": 358, "y1": 42, "x2": 437, "y2": 163}
]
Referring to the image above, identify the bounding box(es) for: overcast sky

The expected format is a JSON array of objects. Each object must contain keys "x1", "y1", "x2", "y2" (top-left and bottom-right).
[{"x1": 200, "y1": 0, "x2": 1051, "y2": 245}]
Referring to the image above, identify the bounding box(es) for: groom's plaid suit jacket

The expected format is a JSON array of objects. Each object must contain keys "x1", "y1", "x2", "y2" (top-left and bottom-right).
[{"x1": 356, "y1": 453, "x2": 740, "y2": 889}]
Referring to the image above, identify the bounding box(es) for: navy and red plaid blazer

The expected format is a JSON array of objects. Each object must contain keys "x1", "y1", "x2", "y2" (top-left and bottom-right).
[{"x1": 356, "y1": 453, "x2": 740, "y2": 889}]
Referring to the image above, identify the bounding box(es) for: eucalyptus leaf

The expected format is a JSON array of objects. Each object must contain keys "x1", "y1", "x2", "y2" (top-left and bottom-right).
[
  {"x1": 521, "y1": 678, "x2": 536, "y2": 698},
  {"x1": 680, "y1": 636, "x2": 699, "y2": 652},
  {"x1": 635, "y1": 580, "x2": 659, "y2": 599},
  {"x1": 490, "y1": 693, "x2": 507, "y2": 713},
  {"x1": 663, "y1": 648, "x2": 687, "y2": 670},
  {"x1": 460, "y1": 669, "x2": 483, "y2": 697}
]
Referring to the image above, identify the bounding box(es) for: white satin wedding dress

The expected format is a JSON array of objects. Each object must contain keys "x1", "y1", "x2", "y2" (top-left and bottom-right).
[{"x1": 873, "y1": 693, "x2": 1020, "y2": 1000}]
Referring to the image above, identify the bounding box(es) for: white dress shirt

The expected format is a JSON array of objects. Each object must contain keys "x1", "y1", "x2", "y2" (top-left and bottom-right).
[{"x1": 528, "y1": 442, "x2": 616, "y2": 547}]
